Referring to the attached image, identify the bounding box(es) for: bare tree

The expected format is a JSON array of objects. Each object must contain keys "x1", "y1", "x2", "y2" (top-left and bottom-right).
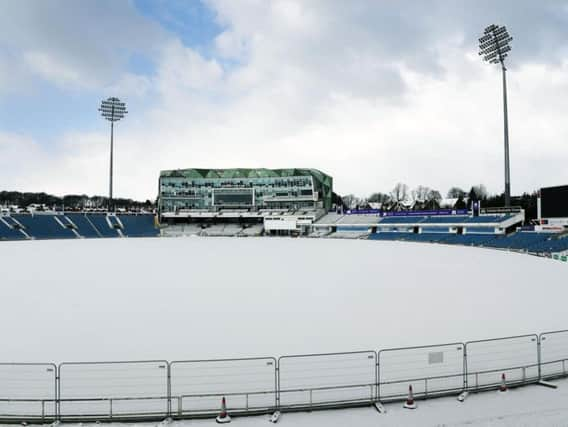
[
  {"x1": 447, "y1": 187, "x2": 466, "y2": 198},
  {"x1": 424, "y1": 189, "x2": 442, "y2": 209},
  {"x1": 470, "y1": 184, "x2": 488, "y2": 200},
  {"x1": 390, "y1": 183, "x2": 409, "y2": 203},
  {"x1": 411, "y1": 185, "x2": 431, "y2": 203},
  {"x1": 390, "y1": 183, "x2": 409, "y2": 211},
  {"x1": 368, "y1": 192, "x2": 391, "y2": 205},
  {"x1": 341, "y1": 194, "x2": 357, "y2": 209}
]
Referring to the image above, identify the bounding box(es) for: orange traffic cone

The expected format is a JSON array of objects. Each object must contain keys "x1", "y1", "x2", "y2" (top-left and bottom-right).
[
  {"x1": 403, "y1": 384, "x2": 417, "y2": 409},
  {"x1": 499, "y1": 373, "x2": 508, "y2": 392},
  {"x1": 216, "y1": 396, "x2": 231, "y2": 424}
]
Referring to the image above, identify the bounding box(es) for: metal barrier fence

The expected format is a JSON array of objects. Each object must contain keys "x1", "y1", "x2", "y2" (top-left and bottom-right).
[
  {"x1": 170, "y1": 357, "x2": 277, "y2": 417},
  {"x1": 278, "y1": 351, "x2": 377, "y2": 410},
  {"x1": 378, "y1": 343, "x2": 465, "y2": 401},
  {"x1": 2, "y1": 330, "x2": 568, "y2": 423}
]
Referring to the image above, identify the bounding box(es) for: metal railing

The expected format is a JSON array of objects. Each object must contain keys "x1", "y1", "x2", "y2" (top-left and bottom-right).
[{"x1": 2, "y1": 330, "x2": 568, "y2": 423}]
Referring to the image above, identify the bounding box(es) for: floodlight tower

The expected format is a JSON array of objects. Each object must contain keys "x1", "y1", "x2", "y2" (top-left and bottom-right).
[
  {"x1": 99, "y1": 97, "x2": 127, "y2": 211},
  {"x1": 479, "y1": 24, "x2": 513, "y2": 206}
]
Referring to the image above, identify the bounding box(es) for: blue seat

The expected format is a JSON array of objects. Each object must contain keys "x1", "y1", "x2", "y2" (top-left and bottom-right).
[
  {"x1": 379, "y1": 216, "x2": 426, "y2": 224},
  {"x1": 443, "y1": 234, "x2": 498, "y2": 246},
  {"x1": 528, "y1": 237, "x2": 568, "y2": 253},
  {"x1": 368, "y1": 233, "x2": 409, "y2": 241},
  {"x1": 118, "y1": 215, "x2": 159, "y2": 237},
  {"x1": 13, "y1": 214, "x2": 76, "y2": 239},
  {"x1": 65, "y1": 214, "x2": 102, "y2": 238},
  {"x1": 421, "y1": 216, "x2": 469, "y2": 224},
  {"x1": 86, "y1": 215, "x2": 121, "y2": 237},
  {"x1": 0, "y1": 218, "x2": 26, "y2": 240},
  {"x1": 484, "y1": 232, "x2": 549, "y2": 250}
]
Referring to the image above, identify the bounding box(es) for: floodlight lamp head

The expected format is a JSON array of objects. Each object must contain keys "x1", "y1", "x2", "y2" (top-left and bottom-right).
[
  {"x1": 478, "y1": 24, "x2": 512, "y2": 66},
  {"x1": 99, "y1": 97, "x2": 128, "y2": 122}
]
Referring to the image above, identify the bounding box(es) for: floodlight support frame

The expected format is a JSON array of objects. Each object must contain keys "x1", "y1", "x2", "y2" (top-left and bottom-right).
[
  {"x1": 479, "y1": 25, "x2": 512, "y2": 207},
  {"x1": 501, "y1": 60, "x2": 511, "y2": 207}
]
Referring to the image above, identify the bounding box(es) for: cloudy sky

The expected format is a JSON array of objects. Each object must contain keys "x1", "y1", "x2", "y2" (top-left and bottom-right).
[{"x1": 1, "y1": 0, "x2": 567, "y2": 201}]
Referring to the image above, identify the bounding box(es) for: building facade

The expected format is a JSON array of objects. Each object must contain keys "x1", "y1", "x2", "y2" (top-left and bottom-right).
[{"x1": 159, "y1": 168, "x2": 333, "y2": 214}]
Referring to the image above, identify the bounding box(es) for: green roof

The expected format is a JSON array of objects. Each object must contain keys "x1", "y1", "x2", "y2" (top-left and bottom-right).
[{"x1": 160, "y1": 168, "x2": 331, "y2": 182}]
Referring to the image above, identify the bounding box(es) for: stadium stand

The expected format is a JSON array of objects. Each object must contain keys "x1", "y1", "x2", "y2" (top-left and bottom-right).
[
  {"x1": 329, "y1": 231, "x2": 368, "y2": 239},
  {"x1": 13, "y1": 214, "x2": 76, "y2": 239},
  {"x1": 315, "y1": 212, "x2": 344, "y2": 224},
  {"x1": 0, "y1": 218, "x2": 26, "y2": 240},
  {"x1": 367, "y1": 232, "x2": 410, "y2": 241},
  {"x1": 465, "y1": 227, "x2": 496, "y2": 234},
  {"x1": 421, "y1": 227, "x2": 452, "y2": 233},
  {"x1": 463, "y1": 215, "x2": 512, "y2": 223},
  {"x1": 118, "y1": 215, "x2": 160, "y2": 237},
  {"x1": 378, "y1": 216, "x2": 427, "y2": 224},
  {"x1": 335, "y1": 215, "x2": 380, "y2": 225},
  {"x1": 484, "y1": 232, "x2": 550, "y2": 250},
  {"x1": 1, "y1": 208, "x2": 565, "y2": 259},
  {"x1": 524, "y1": 235, "x2": 568, "y2": 254},
  {"x1": 240, "y1": 224, "x2": 264, "y2": 236},
  {"x1": 442, "y1": 234, "x2": 498, "y2": 246},
  {"x1": 85, "y1": 214, "x2": 122, "y2": 238},
  {"x1": 65, "y1": 213, "x2": 102, "y2": 238},
  {"x1": 0, "y1": 213, "x2": 157, "y2": 240},
  {"x1": 416, "y1": 216, "x2": 470, "y2": 224}
]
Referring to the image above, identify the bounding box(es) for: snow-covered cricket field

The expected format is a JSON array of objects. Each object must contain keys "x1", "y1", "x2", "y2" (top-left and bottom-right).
[{"x1": 1, "y1": 236, "x2": 566, "y2": 362}]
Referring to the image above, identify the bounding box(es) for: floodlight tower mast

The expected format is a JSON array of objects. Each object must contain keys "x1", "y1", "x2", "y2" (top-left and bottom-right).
[
  {"x1": 479, "y1": 24, "x2": 513, "y2": 206},
  {"x1": 99, "y1": 97, "x2": 127, "y2": 211}
]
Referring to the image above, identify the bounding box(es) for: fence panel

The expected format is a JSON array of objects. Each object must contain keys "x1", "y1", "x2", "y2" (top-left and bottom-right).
[
  {"x1": 170, "y1": 357, "x2": 277, "y2": 416},
  {"x1": 58, "y1": 361, "x2": 168, "y2": 420},
  {"x1": 0, "y1": 363, "x2": 56, "y2": 421},
  {"x1": 278, "y1": 351, "x2": 376, "y2": 409},
  {"x1": 465, "y1": 335, "x2": 539, "y2": 390},
  {"x1": 378, "y1": 343, "x2": 464, "y2": 401},
  {"x1": 540, "y1": 330, "x2": 568, "y2": 379}
]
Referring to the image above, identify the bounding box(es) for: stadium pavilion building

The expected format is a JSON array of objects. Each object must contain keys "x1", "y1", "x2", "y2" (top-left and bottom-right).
[{"x1": 158, "y1": 168, "x2": 333, "y2": 236}]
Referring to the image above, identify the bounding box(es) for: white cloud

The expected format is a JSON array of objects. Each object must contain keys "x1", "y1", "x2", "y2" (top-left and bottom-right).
[
  {"x1": 23, "y1": 51, "x2": 88, "y2": 89},
  {"x1": 1, "y1": 1, "x2": 568, "y2": 201}
]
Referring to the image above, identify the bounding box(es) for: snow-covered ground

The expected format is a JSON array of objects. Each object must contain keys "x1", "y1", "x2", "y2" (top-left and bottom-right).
[
  {"x1": 2, "y1": 236, "x2": 568, "y2": 424},
  {"x1": 1, "y1": 236, "x2": 566, "y2": 362}
]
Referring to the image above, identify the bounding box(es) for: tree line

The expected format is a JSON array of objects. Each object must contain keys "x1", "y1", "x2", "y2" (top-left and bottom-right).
[
  {"x1": 0, "y1": 191, "x2": 154, "y2": 211},
  {"x1": 339, "y1": 183, "x2": 538, "y2": 220}
]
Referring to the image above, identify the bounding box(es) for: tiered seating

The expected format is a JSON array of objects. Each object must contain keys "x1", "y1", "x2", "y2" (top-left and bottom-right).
[
  {"x1": 86, "y1": 214, "x2": 120, "y2": 237},
  {"x1": 220, "y1": 224, "x2": 244, "y2": 236},
  {"x1": 183, "y1": 224, "x2": 203, "y2": 235},
  {"x1": 336, "y1": 226, "x2": 370, "y2": 232},
  {"x1": 118, "y1": 215, "x2": 159, "y2": 237},
  {"x1": 398, "y1": 233, "x2": 450, "y2": 243},
  {"x1": 336, "y1": 215, "x2": 380, "y2": 225},
  {"x1": 310, "y1": 229, "x2": 331, "y2": 238},
  {"x1": 421, "y1": 227, "x2": 451, "y2": 233},
  {"x1": 240, "y1": 224, "x2": 264, "y2": 236},
  {"x1": 13, "y1": 214, "x2": 76, "y2": 239},
  {"x1": 201, "y1": 224, "x2": 225, "y2": 236},
  {"x1": 315, "y1": 213, "x2": 343, "y2": 224},
  {"x1": 367, "y1": 233, "x2": 410, "y2": 241},
  {"x1": 463, "y1": 215, "x2": 510, "y2": 223},
  {"x1": 484, "y1": 232, "x2": 549, "y2": 250},
  {"x1": 420, "y1": 216, "x2": 469, "y2": 224},
  {"x1": 379, "y1": 216, "x2": 426, "y2": 224},
  {"x1": 107, "y1": 216, "x2": 123, "y2": 229},
  {"x1": 465, "y1": 227, "x2": 495, "y2": 234},
  {"x1": 443, "y1": 234, "x2": 498, "y2": 246},
  {"x1": 528, "y1": 236, "x2": 568, "y2": 254},
  {"x1": 0, "y1": 218, "x2": 26, "y2": 240},
  {"x1": 65, "y1": 213, "x2": 101, "y2": 238},
  {"x1": 329, "y1": 231, "x2": 367, "y2": 239}
]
